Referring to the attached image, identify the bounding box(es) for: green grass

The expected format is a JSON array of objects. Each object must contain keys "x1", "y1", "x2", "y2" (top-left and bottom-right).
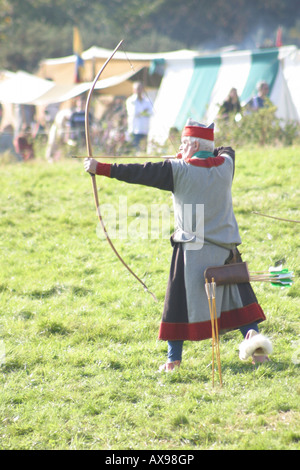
[{"x1": 0, "y1": 146, "x2": 299, "y2": 450}]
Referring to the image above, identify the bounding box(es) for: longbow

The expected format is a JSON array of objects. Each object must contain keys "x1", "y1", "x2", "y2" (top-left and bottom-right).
[{"x1": 84, "y1": 39, "x2": 157, "y2": 302}]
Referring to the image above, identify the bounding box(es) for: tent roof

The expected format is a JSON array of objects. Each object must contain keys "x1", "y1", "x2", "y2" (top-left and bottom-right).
[
  {"x1": 0, "y1": 68, "x2": 143, "y2": 106},
  {"x1": 37, "y1": 47, "x2": 203, "y2": 85},
  {"x1": 40, "y1": 47, "x2": 200, "y2": 66}
]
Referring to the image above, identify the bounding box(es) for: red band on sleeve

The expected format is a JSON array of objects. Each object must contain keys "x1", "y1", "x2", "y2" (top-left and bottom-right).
[{"x1": 96, "y1": 162, "x2": 112, "y2": 177}]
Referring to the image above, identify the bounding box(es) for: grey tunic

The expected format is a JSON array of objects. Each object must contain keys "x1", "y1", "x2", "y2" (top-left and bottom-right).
[{"x1": 108, "y1": 152, "x2": 265, "y2": 341}]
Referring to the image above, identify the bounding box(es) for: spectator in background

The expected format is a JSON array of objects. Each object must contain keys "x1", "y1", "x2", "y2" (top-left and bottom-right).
[
  {"x1": 69, "y1": 98, "x2": 85, "y2": 141},
  {"x1": 14, "y1": 124, "x2": 34, "y2": 161},
  {"x1": 45, "y1": 106, "x2": 72, "y2": 162},
  {"x1": 68, "y1": 95, "x2": 91, "y2": 147},
  {"x1": 44, "y1": 102, "x2": 60, "y2": 131},
  {"x1": 126, "y1": 81, "x2": 152, "y2": 152},
  {"x1": 246, "y1": 81, "x2": 270, "y2": 111},
  {"x1": 14, "y1": 104, "x2": 36, "y2": 138},
  {"x1": 219, "y1": 88, "x2": 241, "y2": 120},
  {"x1": 0, "y1": 124, "x2": 21, "y2": 160}
]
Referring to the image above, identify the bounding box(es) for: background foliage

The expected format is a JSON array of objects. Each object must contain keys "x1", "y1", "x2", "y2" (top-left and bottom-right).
[
  {"x1": 0, "y1": 0, "x2": 300, "y2": 72},
  {"x1": 215, "y1": 102, "x2": 300, "y2": 148}
]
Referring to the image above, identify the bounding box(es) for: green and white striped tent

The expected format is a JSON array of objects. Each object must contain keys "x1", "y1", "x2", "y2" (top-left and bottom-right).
[{"x1": 148, "y1": 45, "x2": 300, "y2": 145}]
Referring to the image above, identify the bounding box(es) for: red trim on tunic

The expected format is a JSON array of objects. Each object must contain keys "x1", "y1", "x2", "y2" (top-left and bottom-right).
[
  {"x1": 158, "y1": 303, "x2": 266, "y2": 341},
  {"x1": 96, "y1": 162, "x2": 112, "y2": 177},
  {"x1": 185, "y1": 156, "x2": 225, "y2": 168}
]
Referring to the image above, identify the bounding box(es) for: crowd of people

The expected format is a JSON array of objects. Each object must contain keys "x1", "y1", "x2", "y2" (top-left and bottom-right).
[
  {"x1": 0, "y1": 80, "x2": 271, "y2": 162},
  {"x1": 217, "y1": 81, "x2": 270, "y2": 122}
]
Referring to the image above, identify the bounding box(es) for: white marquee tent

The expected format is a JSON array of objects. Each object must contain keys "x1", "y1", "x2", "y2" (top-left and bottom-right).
[{"x1": 148, "y1": 45, "x2": 300, "y2": 145}]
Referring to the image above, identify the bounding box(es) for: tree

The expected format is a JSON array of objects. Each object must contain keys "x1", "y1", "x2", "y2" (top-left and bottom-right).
[{"x1": 0, "y1": 0, "x2": 299, "y2": 72}]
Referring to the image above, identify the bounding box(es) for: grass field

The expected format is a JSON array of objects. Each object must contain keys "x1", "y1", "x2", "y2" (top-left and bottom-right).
[{"x1": 0, "y1": 145, "x2": 299, "y2": 450}]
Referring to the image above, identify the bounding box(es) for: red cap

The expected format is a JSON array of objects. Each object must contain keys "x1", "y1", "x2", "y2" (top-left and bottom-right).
[{"x1": 182, "y1": 126, "x2": 214, "y2": 141}]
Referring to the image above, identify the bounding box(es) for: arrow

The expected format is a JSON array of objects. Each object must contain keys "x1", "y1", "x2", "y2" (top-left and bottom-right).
[
  {"x1": 72, "y1": 155, "x2": 176, "y2": 159},
  {"x1": 252, "y1": 211, "x2": 300, "y2": 224},
  {"x1": 249, "y1": 267, "x2": 294, "y2": 287}
]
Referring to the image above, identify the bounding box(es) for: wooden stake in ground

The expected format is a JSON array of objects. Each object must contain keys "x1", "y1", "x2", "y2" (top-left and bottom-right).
[{"x1": 205, "y1": 278, "x2": 222, "y2": 387}]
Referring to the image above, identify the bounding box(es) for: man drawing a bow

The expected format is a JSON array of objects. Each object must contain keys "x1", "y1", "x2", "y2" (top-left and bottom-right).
[{"x1": 84, "y1": 118, "x2": 272, "y2": 371}]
